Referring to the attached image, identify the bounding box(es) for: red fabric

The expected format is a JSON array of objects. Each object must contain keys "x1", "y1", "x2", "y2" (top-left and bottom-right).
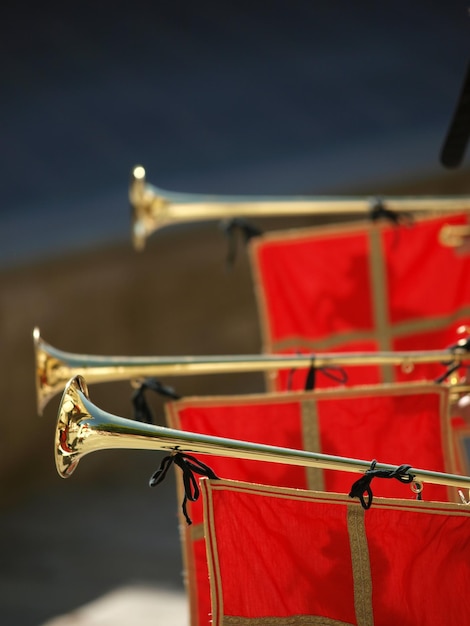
[
  {"x1": 165, "y1": 384, "x2": 455, "y2": 626},
  {"x1": 202, "y1": 479, "x2": 470, "y2": 626},
  {"x1": 315, "y1": 389, "x2": 452, "y2": 500},
  {"x1": 250, "y1": 213, "x2": 470, "y2": 391}
]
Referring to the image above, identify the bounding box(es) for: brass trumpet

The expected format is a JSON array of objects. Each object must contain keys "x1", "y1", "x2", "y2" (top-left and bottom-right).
[
  {"x1": 55, "y1": 375, "x2": 470, "y2": 491},
  {"x1": 129, "y1": 165, "x2": 470, "y2": 250},
  {"x1": 34, "y1": 327, "x2": 470, "y2": 415}
]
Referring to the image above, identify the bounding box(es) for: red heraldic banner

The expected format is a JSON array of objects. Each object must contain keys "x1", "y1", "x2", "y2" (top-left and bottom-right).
[
  {"x1": 249, "y1": 213, "x2": 470, "y2": 391},
  {"x1": 202, "y1": 479, "x2": 470, "y2": 626},
  {"x1": 165, "y1": 383, "x2": 456, "y2": 626}
]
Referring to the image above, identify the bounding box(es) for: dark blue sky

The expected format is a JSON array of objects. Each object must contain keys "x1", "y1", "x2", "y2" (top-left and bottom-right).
[{"x1": 1, "y1": 1, "x2": 469, "y2": 264}]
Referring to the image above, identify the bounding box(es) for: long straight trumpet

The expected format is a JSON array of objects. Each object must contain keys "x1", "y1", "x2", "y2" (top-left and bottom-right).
[
  {"x1": 34, "y1": 327, "x2": 470, "y2": 414},
  {"x1": 129, "y1": 165, "x2": 470, "y2": 250},
  {"x1": 56, "y1": 375, "x2": 470, "y2": 493}
]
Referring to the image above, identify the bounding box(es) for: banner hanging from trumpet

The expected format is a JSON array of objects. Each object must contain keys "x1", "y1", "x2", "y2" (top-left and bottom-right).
[
  {"x1": 165, "y1": 383, "x2": 457, "y2": 626},
  {"x1": 202, "y1": 478, "x2": 470, "y2": 626},
  {"x1": 250, "y1": 212, "x2": 470, "y2": 391}
]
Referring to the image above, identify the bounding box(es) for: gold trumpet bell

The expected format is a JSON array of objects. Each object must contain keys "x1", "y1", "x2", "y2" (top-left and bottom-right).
[
  {"x1": 55, "y1": 375, "x2": 194, "y2": 479},
  {"x1": 55, "y1": 375, "x2": 93, "y2": 478},
  {"x1": 55, "y1": 375, "x2": 159, "y2": 479},
  {"x1": 54, "y1": 376, "x2": 96, "y2": 478},
  {"x1": 129, "y1": 165, "x2": 171, "y2": 251}
]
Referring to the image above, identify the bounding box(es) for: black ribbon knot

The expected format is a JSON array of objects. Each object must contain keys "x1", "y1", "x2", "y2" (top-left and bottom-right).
[
  {"x1": 369, "y1": 198, "x2": 412, "y2": 226},
  {"x1": 349, "y1": 459, "x2": 414, "y2": 510},
  {"x1": 149, "y1": 452, "x2": 219, "y2": 525},
  {"x1": 220, "y1": 218, "x2": 262, "y2": 269},
  {"x1": 132, "y1": 378, "x2": 181, "y2": 424}
]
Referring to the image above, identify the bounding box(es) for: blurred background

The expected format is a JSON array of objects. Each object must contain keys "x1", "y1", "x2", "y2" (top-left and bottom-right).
[{"x1": 1, "y1": 1, "x2": 469, "y2": 624}]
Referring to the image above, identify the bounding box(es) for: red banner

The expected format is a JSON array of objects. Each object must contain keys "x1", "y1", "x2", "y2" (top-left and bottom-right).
[
  {"x1": 202, "y1": 479, "x2": 470, "y2": 626},
  {"x1": 249, "y1": 213, "x2": 470, "y2": 390}
]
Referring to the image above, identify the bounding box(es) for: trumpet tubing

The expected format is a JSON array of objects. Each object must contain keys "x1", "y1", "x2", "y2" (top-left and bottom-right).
[
  {"x1": 34, "y1": 327, "x2": 470, "y2": 414},
  {"x1": 56, "y1": 375, "x2": 470, "y2": 491},
  {"x1": 129, "y1": 165, "x2": 470, "y2": 250}
]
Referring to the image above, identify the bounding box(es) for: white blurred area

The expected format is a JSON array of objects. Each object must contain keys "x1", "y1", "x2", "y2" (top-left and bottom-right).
[{"x1": 42, "y1": 587, "x2": 188, "y2": 626}]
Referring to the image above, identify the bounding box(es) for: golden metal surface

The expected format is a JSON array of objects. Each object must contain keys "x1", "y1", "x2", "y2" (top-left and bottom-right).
[
  {"x1": 55, "y1": 375, "x2": 470, "y2": 490},
  {"x1": 129, "y1": 165, "x2": 470, "y2": 250},
  {"x1": 439, "y1": 223, "x2": 470, "y2": 247},
  {"x1": 34, "y1": 327, "x2": 470, "y2": 414}
]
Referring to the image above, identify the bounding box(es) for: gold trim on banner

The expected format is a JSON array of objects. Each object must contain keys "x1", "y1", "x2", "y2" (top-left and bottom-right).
[
  {"x1": 270, "y1": 304, "x2": 470, "y2": 354},
  {"x1": 164, "y1": 403, "x2": 201, "y2": 626},
  {"x1": 301, "y1": 399, "x2": 325, "y2": 491},
  {"x1": 166, "y1": 390, "x2": 311, "y2": 410},
  {"x1": 270, "y1": 330, "x2": 378, "y2": 353},
  {"x1": 202, "y1": 479, "x2": 224, "y2": 626},
  {"x1": 247, "y1": 237, "x2": 276, "y2": 392},
  {"x1": 206, "y1": 479, "x2": 470, "y2": 518},
  {"x1": 390, "y1": 305, "x2": 470, "y2": 338},
  {"x1": 165, "y1": 381, "x2": 446, "y2": 409},
  {"x1": 367, "y1": 226, "x2": 392, "y2": 364},
  {"x1": 347, "y1": 505, "x2": 374, "y2": 626},
  {"x1": 222, "y1": 615, "x2": 355, "y2": 626},
  {"x1": 190, "y1": 522, "x2": 205, "y2": 542}
]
